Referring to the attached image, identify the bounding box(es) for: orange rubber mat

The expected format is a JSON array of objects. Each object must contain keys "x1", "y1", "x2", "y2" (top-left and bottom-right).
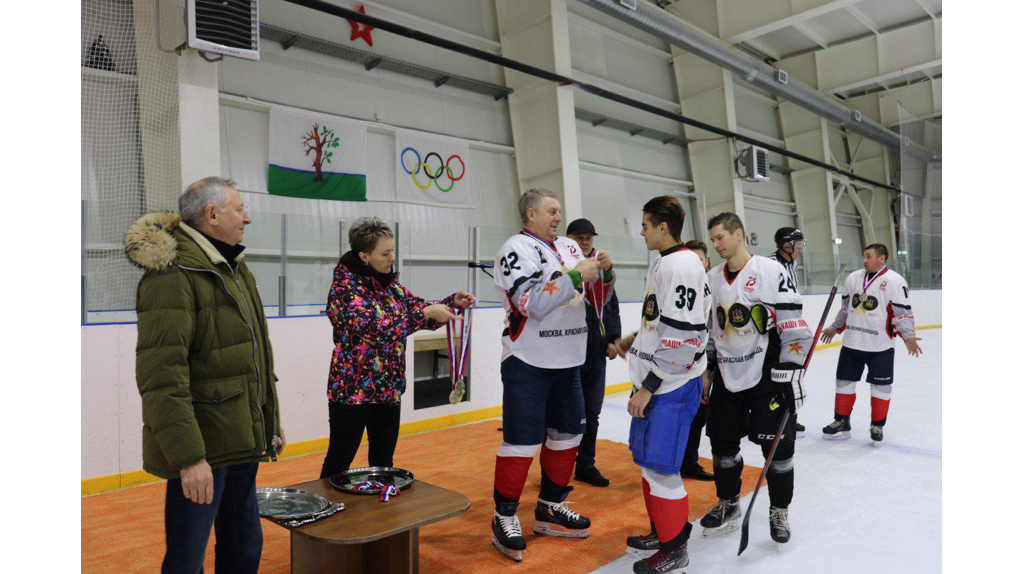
[{"x1": 82, "y1": 419, "x2": 762, "y2": 572}]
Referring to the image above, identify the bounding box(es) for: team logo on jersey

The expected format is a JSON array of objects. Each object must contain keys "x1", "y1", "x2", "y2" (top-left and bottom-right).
[
  {"x1": 863, "y1": 295, "x2": 879, "y2": 311},
  {"x1": 788, "y1": 342, "x2": 805, "y2": 354},
  {"x1": 744, "y1": 276, "x2": 757, "y2": 293},
  {"x1": 880, "y1": 280, "x2": 888, "y2": 290},
  {"x1": 569, "y1": 244, "x2": 578, "y2": 256},
  {"x1": 542, "y1": 281, "x2": 561, "y2": 297},
  {"x1": 728, "y1": 303, "x2": 751, "y2": 328},
  {"x1": 642, "y1": 293, "x2": 660, "y2": 330},
  {"x1": 716, "y1": 306, "x2": 726, "y2": 330},
  {"x1": 851, "y1": 293, "x2": 862, "y2": 309}
]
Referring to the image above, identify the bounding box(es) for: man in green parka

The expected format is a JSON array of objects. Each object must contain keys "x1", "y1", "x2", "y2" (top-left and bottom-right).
[{"x1": 126, "y1": 176, "x2": 284, "y2": 573}]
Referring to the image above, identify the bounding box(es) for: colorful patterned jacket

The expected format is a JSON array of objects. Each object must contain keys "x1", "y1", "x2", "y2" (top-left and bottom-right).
[{"x1": 326, "y1": 251, "x2": 456, "y2": 405}]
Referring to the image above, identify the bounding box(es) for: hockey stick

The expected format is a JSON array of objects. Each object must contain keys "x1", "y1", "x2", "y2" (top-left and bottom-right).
[{"x1": 737, "y1": 263, "x2": 848, "y2": 556}]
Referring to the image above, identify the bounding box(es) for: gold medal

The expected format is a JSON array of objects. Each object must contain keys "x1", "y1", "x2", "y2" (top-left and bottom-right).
[{"x1": 449, "y1": 378, "x2": 466, "y2": 404}]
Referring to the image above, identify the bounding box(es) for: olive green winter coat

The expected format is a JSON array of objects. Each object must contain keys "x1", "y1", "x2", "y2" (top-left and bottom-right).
[{"x1": 126, "y1": 212, "x2": 281, "y2": 479}]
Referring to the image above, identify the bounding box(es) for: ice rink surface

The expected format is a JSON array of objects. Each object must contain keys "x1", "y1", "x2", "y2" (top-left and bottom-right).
[{"x1": 593, "y1": 329, "x2": 942, "y2": 573}]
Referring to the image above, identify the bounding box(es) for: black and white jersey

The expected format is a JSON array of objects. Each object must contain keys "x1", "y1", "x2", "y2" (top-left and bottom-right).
[
  {"x1": 830, "y1": 267, "x2": 915, "y2": 352},
  {"x1": 708, "y1": 256, "x2": 813, "y2": 392},
  {"x1": 628, "y1": 245, "x2": 712, "y2": 396},
  {"x1": 495, "y1": 231, "x2": 613, "y2": 369},
  {"x1": 768, "y1": 251, "x2": 799, "y2": 292}
]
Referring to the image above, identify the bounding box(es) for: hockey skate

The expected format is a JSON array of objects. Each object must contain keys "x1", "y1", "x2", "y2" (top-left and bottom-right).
[
  {"x1": 492, "y1": 503, "x2": 527, "y2": 562},
  {"x1": 626, "y1": 525, "x2": 660, "y2": 556},
  {"x1": 632, "y1": 545, "x2": 688, "y2": 573},
  {"x1": 699, "y1": 497, "x2": 741, "y2": 536},
  {"x1": 769, "y1": 506, "x2": 791, "y2": 551},
  {"x1": 870, "y1": 425, "x2": 884, "y2": 443},
  {"x1": 822, "y1": 417, "x2": 852, "y2": 440},
  {"x1": 534, "y1": 487, "x2": 591, "y2": 538},
  {"x1": 794, "y1": 421, "x2": 806, "y2": 438}
]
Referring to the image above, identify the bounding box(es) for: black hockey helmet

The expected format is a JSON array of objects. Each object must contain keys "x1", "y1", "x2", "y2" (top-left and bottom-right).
[{"x1": 774, "y1": 227, "x2": 805, "y2": 247}]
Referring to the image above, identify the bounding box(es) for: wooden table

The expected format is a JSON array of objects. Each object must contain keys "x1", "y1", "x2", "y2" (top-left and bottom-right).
[{"x1": 267, "y1": 478, "x2": 470, "y2": 573}]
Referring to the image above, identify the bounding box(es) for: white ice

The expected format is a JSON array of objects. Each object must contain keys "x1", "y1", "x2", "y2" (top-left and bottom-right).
[{"x1": 592, "y1": 329, "x2": 942, "y2": 573}]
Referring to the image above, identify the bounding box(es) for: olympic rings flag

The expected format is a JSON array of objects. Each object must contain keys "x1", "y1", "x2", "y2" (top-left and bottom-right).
[
  {"x1": 268, "y1": 108, "x2": 368, "y2": 201},
  {"x1": 394, "y1": 129, "x2": 471, "y2": 207}
]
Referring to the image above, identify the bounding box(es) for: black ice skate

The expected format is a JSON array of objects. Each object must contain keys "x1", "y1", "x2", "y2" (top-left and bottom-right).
[
  {"x1": 870, "y1": 424, "x2": 884, "y2": 443},
  {"x1": 700, "y1": 497, "x2": 741, "y2": 536},
  {"x1": 769, "y1": 506, "x2": 791, "y2": 551},
  {"x1": 626, "y1": 524, "x2": 660, "y2": 555},
  {"x1": 632, "y1": 545, "x2": 688, "y2": 574},
  {"x1": 534, "y1": 487, "x2": 591, "y2": 538},
  {"x1": 794, "y1": 421, "x2": 806, "y2": 438},
  {"x1": 822, "y1": 417, "x2": 852, "y2": 440},
  {"x1": 492, "y1": 503, "x2": 526, "y2": 562}
]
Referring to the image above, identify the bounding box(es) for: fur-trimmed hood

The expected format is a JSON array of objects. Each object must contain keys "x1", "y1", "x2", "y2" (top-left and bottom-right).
[
  {"x1": 125, "y1": 212, "x2": 244, "y2": 271},
  {"x1": 125, "y1": 212, "x2": 183, "y2": 271}
]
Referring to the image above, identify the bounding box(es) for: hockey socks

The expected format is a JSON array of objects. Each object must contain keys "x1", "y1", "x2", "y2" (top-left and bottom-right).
[
  {"x1": 764, "y1": 453, "x2": 795, "y2": 509},
  {"x1": 641, "y1": 469, "x2": 690, "y2": 553},
  {"x1": 834, "y1": 379, "x2": 857, "y2": 419},
  {"x1": 538, "y1": 430, "x2": 582, "y2": 500},
  {"x1": 870, "y1": 384, "x2": 892, "y2": 426},
  {"x1": 494, "y1": 443, "x2": 540, "y2": 504},
  {"x1": 710, "y1": 450, "x2": 744, "y2": 501}
]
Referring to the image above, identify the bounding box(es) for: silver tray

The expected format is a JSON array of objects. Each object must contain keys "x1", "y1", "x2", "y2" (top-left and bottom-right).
[
  {"x1": 329, "y1": 466, "x2": 416, "y2": 494},
  {"x1": 256, "y1": 487, "x2": 333, "y2": 519}
]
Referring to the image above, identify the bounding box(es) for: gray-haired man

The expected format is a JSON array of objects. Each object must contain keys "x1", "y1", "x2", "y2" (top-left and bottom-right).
[{"x1": 126, "y1": 176, "x2": 284, "y2": 573}]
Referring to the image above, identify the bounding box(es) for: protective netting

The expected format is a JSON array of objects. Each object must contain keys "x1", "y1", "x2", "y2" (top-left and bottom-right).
[
  {"x1": 896, "y1": 103, "x2": 942, "y2": 289},
  {"x1": 82, "y1": 0, "x2": 182, "y2": 321}
]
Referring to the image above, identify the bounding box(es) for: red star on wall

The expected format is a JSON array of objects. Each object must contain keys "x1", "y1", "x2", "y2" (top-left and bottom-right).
[{"x1": 348, "y1": 5, "x2": 374, "y2": 46}]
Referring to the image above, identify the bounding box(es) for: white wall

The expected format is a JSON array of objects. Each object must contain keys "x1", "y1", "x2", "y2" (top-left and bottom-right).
[{"x1": 81, "y1": 290, "x2": 941, "y2": 482}]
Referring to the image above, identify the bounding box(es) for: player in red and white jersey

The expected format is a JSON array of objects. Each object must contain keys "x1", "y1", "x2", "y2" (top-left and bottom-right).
[
  {"x1": 489, "y1": 188, "x2": 613, "y2": 562},
  {"x1": 820, "y1": 244, "x2": 921, "y2": 442},
  {"x1": 699, "y1": 212, "x2": 812, "y2": 548},
  {"x1": 612, "y1": 197, "x2": 711, "y2": 572}
]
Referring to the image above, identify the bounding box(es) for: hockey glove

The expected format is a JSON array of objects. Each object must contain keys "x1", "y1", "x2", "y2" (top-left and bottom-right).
[{"x1": 770, "y1": 362, "x2": 805, "y2": 411}]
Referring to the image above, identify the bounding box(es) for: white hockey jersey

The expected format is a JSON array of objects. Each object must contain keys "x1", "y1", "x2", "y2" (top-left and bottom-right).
[
  {"x1": 495, "y1": 231, "x2": 613, "y2": 369},
  {"x1": 830, "y1": 267, "x2": 916, "y2": 352},
  {"x1": 708, "y1": 255, "x2": 813, "y2": 393},
  {"x1": 628, "y1": 245, "x2": 712, "y2": 396}
]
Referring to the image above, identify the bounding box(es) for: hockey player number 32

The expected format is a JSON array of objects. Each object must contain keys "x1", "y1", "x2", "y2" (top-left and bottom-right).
[{"x1": 500, "y1": 252, "x2": 521, "y2": 276}]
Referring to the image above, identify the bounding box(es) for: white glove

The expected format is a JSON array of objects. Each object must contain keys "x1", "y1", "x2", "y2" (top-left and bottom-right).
[{"x1": 771, "y1": 367, "x2": 805, "y2": 411}]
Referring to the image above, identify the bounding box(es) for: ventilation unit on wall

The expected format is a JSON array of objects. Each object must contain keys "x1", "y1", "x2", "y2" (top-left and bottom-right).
[
  {"x1": 187, "y1": 0, "x2": 260, "y2": 61},
  {"x1": 742, "y1": 146, "x2": 770, "y2": 181}
]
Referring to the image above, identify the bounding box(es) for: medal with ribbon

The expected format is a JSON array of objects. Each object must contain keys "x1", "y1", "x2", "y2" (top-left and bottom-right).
[
  {"x1": 586, "y1": 249, "x2": 607, "y2": 339},
  {"x1": 445, "y1": 307, "x2": 472, "y2": 404},
  {"x1": 859, "y1": 266, "x2": 888, "y2": 303}
]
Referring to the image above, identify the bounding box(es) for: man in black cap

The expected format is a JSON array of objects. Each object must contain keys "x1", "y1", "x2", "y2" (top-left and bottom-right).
[
  {"x1": 566, "y1": 218, "x2": 621, "y2": 487},
  {"x1": 769, "y1": 226, "x2": 807, "y2": 437}
]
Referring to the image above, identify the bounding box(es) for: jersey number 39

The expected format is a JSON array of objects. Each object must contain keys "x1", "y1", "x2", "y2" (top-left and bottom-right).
[{"x1": 675, "y1": 285, "x2": 697, "y2": 310}]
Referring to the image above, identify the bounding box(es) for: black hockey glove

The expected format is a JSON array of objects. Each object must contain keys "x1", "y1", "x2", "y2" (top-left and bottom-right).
[{"x1": 770, "y1": 362, "x2": 805, "y2": 412}]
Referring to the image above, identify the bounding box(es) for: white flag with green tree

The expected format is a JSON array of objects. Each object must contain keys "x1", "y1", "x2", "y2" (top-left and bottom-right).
[{"x1": 268, "y1": 108, "x2": 367, "y2": 201}]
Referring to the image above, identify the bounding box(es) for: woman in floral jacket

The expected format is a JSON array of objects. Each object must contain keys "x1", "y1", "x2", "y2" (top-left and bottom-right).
[{"x1": 320, "y1": 216, "x2": 474, "y2": 478}]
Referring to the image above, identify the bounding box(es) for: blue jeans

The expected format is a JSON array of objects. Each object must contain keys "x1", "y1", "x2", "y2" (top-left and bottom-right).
[{"x1": 162, "y1": 462, "x2": 262, "y2": 574}]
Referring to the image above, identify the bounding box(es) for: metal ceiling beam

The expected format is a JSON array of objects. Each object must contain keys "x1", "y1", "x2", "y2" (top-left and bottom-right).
[
  {"x1": 829, "y1": 59, "x2": 942, "y2": 96},
  {"x1": 845, "y1": 6, "x2": 880, "y2": 36},
  {"x1": 913, "y1": 0, "x2": 938, "y2": 20},
  {"x1": 723, "y1": 0, "x2": 860, "y2": 44}
]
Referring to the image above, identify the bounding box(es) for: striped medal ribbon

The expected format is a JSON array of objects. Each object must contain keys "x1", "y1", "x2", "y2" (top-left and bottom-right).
[
  {"x1": 587, "y1": 249, "x2": 606, "y2": 339},
  {"x1": 445, "y1": 307, "x2": 472, "y2": 404}
]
